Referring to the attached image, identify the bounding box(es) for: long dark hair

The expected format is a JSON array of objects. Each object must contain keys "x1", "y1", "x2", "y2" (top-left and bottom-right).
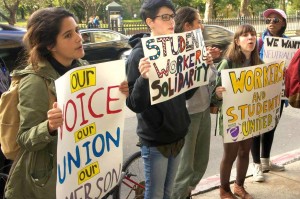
[
  {"x1": 174, "y1": 7, "x2": 198, "y2": 33},
  {"x1": 225, "y1": 24, "x2": 262, "y2": 66},
  {"x1": 23, "y1": 7, "x2": 76, "y2": 68}
]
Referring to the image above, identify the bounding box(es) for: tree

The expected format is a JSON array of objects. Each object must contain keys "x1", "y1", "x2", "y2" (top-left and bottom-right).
[
  {"x1": 279, "y1": 0, "x2": 286, "y2": 12},
  {"x1": 172, "y1": 0, "x2": 203, "y2": 9},
  {"x1": 240, "y1": 0, "x2": 251, "y2": 17},
  {"x1": 291, "y1": 0, "x2": 300, "y2": 10},
  {"x1": 0, "y1": 0, "x2": 21, "y2": 25},
  {"x1": 75, "y1": 0, "x2": 103, "y2": 24},
  {"x1": 120, "y1": 0, "x2": 141, "y2": 19},
  {"x1": 204, "y1": 0, "x2": 213, "y2": 20}
]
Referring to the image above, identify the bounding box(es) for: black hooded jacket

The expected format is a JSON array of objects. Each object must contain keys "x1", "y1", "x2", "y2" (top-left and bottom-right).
[{"x1": 126, "y1": 33, "x2": 192, "y2": 146}]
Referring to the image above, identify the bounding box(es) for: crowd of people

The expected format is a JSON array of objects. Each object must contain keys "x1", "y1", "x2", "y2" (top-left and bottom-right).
[{"x1": 0, "y1": 0, "x2": 298, "y2": 199}]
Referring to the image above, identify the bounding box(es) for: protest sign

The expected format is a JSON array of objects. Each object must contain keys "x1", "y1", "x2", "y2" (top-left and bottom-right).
[
  {"x1": 263, "y1": 36, "x2": 300, "y2": 99},
  {"x1": 141, "y1": 29, "x2": 209, "y2": 105},
  {"x1": 263, "y1": 36, "x2": 300, "y2": 66},
  {"x1": 55, "y1": 60, "x2": 126, "y2": 198},
  {"x1": 221, "y1": 60, "x2": 284, "y2": 143}
]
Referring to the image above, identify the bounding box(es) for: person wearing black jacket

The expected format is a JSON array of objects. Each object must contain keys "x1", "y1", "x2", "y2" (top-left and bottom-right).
[{"x1": 125, "y1": 0, "x2": 197, "y2": 198}]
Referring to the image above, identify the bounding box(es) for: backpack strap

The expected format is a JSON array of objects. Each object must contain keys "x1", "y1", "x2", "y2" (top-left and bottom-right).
[
  {"x1": 225, "y1": 58, "x2": 233, "y2": 69},
  {"x1": 213, "y1": 58, "x2": 232, "y2": 136},
  {"x1": 258, "y1": 37, "x2": 264, "y2": 52}
]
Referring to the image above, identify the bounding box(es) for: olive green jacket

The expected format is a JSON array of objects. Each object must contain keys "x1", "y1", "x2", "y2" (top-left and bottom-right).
[
  {"x1": 5, "y1": 59, "x2": 88, "y2": 199},
  {"x1": 211, "y1": 59, "x2": 240, "y2": 136}
]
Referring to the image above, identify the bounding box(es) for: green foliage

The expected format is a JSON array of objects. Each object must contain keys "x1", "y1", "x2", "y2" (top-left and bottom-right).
[
  {"x1": 172, "y1": 0, "x2": 204, "y2": 8},
  {"x1": 119, "y1": 0, "x2": 141, "y2": 19},
  {"x1": 288, "y1": 0, "x2": 300, "y2": 13}
]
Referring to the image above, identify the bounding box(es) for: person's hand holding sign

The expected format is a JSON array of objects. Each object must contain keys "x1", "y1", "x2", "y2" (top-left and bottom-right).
[
  {"x1": 47, "y1": 102, "x2": 63, "y2": 135},
  {"x1": 215, "y1": 86, "x2": 226, "y2": 101},
  {"x1": 207, "y1": 46, "x2": 222, "y2": 60},
  {"x1": 205, "y1": 51, "x2": 214, "y2": 66},
  {"x1": 139, "y1": 57, "x2": 151, "y2": 79},
  {"x1": 119, "y1": 80, "x2": 129, "y2": 97}
]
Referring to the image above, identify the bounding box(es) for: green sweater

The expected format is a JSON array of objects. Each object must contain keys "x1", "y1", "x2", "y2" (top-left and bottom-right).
[{"x1": 211, "y1": 59, "x2": 241, "y2": 136}]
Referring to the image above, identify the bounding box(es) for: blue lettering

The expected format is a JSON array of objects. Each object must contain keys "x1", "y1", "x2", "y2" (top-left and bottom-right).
[
  {"x1": 57, "y1": 127, "x2": 121, "y2": 184},
  {"x1": 82, "y1": 141, "x2": 92, "y2": 165},
  {"x1": 106, "y1": 127, "x2": 120, "y2": 152},
  {"x1": 68, "y1": 146, "x2": 81, "y2": 174}
]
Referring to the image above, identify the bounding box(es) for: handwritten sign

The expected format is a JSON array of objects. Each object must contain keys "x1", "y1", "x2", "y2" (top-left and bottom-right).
[
  {"x1": 263, "y1": 36, "x2": 300, "y2": 99},
  {"x1": 263, "y1": 36, "x2": 300, "y2": 66},
  {"x1": 55, "y1": 60, "x2": 126, "y2": 198},
  {"x1": 142, "y1": 29, "x2": 209, "y2": 105},
  {"x1": 221, "y1": 60, "x2": 284, "y2": 143}
]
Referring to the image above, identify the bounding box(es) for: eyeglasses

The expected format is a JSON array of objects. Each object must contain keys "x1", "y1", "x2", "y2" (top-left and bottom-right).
[
  {"x1": 155, "y1": 14, "x2": 176, "y2": 21},
  {"x1": 265, "y1": 17, "x2": 282, "y2": 24}
]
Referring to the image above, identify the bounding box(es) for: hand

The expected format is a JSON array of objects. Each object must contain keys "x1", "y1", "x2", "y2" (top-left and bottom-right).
[
  {"x1": 205, "y1": 51, "x2": 214, "y2": 65},
  {"x1": 216, "y1": 86, "x2": 226, "y2": 100},
  {"x1": 138, "y1": 57, "x2": 151, "y2": 79},
  {"x1": 207, "y1": 46, "x2": 222, "y2": 60},
  {"x1": 47, "y1": 102, "x2": 63, "y2": 135},
  {"x1": 119, "y1": 80, "x2": 129, "y2": 97}
]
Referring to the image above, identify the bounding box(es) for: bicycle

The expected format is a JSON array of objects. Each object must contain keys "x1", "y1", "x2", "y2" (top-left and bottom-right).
[{"x1": 103, "y1": 150, "x2": 145, "y2": 199}]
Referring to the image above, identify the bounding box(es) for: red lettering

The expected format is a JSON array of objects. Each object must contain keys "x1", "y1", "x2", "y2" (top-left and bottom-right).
[
  {"x1": 65, "y1": 99, "x2": 77, "y2": 132},
  {"x1": 62, "y1": 85, "x2": 123, "y2": 138},
  {"x1": 107, "y1": 86, "x2": 122, "y2": 114},
  {"x1": 77, "y1": 93, "x2": 88, "y2": 126},
  {"x1": 88, "y1": 88, "x2": 104, "y2": 118}
]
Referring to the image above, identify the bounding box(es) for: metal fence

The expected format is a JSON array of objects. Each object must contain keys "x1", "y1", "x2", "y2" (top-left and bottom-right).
[{"x1": 80, "y1": 14, "x2": 300, "y2": 37}]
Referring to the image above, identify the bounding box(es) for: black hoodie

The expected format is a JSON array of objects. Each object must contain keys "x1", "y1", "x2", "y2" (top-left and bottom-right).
[{"x1": 126, "y1": 33, "x2": 192, "y2": 146}]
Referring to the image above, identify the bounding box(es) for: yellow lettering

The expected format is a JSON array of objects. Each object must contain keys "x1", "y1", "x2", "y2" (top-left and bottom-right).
[
  {"x1": 74, "y1": 123, "x2": 97, "y2": 142},
  {"x1": 70, "y1": 67, "x2": 96, "y2": 93},
  {"x1": 226, "y1": 106, "x2": 238, "y2": 123},
  {"x1": 78, "y1": 162, "x2": 100, "y2": 184},
  {"x1": 245, "y1": 70, "x2": 254, "y2": 91},
  {"x1": 229, "y1": 71, "x2": 246, "y2": 94}
]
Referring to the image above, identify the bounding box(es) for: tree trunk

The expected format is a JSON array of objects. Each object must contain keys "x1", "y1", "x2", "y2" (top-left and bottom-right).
[
  {"x1": 20, "y1": 7, "x2": 25, "y2": 20},
  {"x1": 2, "y1": 0, "x2": 20, "y2": 25},
  {"x1": 8, "y1": 11, "x2": 16, "y2": 25},
  {"x1": 204, "y1": 0, "x2": 214, "y2": 21},
  {"x1": 240, "y1": 0, "x2": 251, "y2": 17},
  {"x1": 279, "y1": 0, "x2": 286, "y2": 12}
]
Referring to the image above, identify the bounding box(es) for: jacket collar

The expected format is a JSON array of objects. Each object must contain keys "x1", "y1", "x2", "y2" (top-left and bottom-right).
[{"x1": 11, "y1": 60, "x2": 60, "y2": 81}]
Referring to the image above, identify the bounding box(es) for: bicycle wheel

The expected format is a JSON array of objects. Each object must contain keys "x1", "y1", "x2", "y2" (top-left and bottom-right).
[{"x1": 113, "y1": 151, "x2": 145, "y2": 199}]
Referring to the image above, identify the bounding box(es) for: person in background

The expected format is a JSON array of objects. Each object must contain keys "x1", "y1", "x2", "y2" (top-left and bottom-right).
[
  {"x1": 126, "y1": 0, "x2": 197, "y2": 198},
  {"x1": 4, "y1": 7, "x2": 128, "y2": 199},
  {"x1": 212, "y1": 24, "x2": 263, "y2": 199},
  {"x1": 82, "y1": 33, "x2": 91, "y2": 43},
  {"x1": 251, "y1": 8, "x2": 287, "y2": 182},
  {"x1": 172, "y1": 6, "x2": 218, "y2": 199},
  {"x1": 88, "y1": 16, "x2": 94, "y2": 28},
  {"x1": 93, "y1": 16, "x2": 100, "y2": 28}
]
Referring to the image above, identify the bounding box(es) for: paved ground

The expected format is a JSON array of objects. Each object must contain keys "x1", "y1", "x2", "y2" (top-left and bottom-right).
[{"x1": 192, "y1": 148, "x2": 300, "y2": 199}]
